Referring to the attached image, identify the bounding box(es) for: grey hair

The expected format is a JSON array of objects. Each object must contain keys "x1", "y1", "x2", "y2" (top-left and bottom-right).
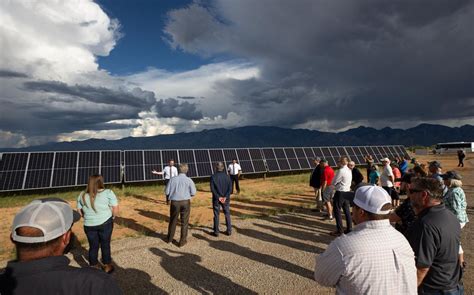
[
  {"x1": 449, "y1": 179, "x2": 463, "y2": 188},
  {"x1": 215, "y1": 162, "x2": 225, "y2": 171},
  {"x1": 179, "y1": 163, "x2": 189, "y2": 174}
]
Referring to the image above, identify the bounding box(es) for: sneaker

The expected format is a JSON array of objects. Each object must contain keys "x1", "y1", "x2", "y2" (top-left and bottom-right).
[
  {"x1": 178, "y1": 240, "x2": 187, "y2": 248},
  {"x1": 225, "y1": 231, "x2": 232, "y2": 236}
]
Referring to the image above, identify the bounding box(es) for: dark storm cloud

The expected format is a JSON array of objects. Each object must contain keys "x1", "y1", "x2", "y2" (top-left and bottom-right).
[
  {"x1": 155, "y1": 98, "x2": 203, "y2": 120},
  {"x1": 165, "y1": 0, "x2": 474, "y2": 128},
  {"x1": 0, "y1": 70, "x2": 29, "y2": 78},
  {"x1": 0, "y1": 78, "x2": 160, "y2": 138},
  {"x1": 23, "y1": 80, "x2": 155, "y2": 108}
]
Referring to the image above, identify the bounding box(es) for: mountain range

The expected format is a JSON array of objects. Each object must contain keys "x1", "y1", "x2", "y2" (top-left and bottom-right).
[{"x1": 2, "y1": 124, "x2": 473, "y2": 152}]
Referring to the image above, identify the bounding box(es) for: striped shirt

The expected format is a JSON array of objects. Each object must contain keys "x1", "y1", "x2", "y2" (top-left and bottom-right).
[{"x1": 314, "y1": 220, "x2": 417, "y2": 295}]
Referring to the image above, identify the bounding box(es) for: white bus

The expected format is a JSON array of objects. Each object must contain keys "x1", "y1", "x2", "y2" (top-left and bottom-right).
[{"x1": 435, "y1": 142, "x2": 474, "y2": 154}]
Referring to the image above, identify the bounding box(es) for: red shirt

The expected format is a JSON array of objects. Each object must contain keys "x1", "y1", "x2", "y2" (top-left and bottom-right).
[
  {"x1": 321, "y1": 166, "x2": 335, "y2": 186},
  {"x1": 392, "y1": 167, "x2": 401, "y2": 187}
]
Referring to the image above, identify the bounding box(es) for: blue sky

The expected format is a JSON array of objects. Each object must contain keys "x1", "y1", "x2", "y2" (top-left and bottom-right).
[
  {"x1": 97, "y1": 0, "x2": 207, "y2": 74},
  {"x1": 0, "y1": 0, "x2": 473, "y2": 148}
]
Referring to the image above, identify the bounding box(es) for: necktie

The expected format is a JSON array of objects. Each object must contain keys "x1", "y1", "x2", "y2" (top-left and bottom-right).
[{"x1": 233, "y1": 164, "x2": 235, "y2": 175}]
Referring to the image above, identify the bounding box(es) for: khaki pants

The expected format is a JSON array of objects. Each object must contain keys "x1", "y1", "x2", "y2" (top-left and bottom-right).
[{"x1": 314, "y1": 188, "x2": 323, "y2": 209}]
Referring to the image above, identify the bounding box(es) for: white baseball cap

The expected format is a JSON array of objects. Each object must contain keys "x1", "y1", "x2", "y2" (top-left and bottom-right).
[
  {"x1": 11, "y1": 198, "x2": 80, "y2": 243},
  {"x1": 380, "y1": 157, "x2": 390, "y2": 163},
  {"x1": 354, "y1": 185, "x2": 392, "y2": 214}
]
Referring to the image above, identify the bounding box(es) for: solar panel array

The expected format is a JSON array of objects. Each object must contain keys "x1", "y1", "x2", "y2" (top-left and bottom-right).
[{"x1": 0, "y1": 145, "x2": 409, "y2": 192}]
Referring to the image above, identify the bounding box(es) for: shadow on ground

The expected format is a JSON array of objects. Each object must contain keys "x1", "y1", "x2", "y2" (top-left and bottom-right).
[
  {"x1": 70, "y1": 239, "x2": 167, "y2": 294},
  {"x1": 150, "y1": 247, "x2": 257, "y2": 294},
  {"x1": 193, "y1": 233, "x2": 314, "y2": 279}
]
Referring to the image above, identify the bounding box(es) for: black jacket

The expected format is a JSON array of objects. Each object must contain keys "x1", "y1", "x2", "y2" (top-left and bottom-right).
[
  {"x1": 309, "y1": 164, "x2": 322, "y2": 188},
  {"x1": 0, "y1": 256, "x2": 122, "y2": 295},
  {"x1": 210, "y1": 171, "x2": 232, "y2": 199},
  {"x1": 352, "y1": 167, "x2": 364, "y2": 186}
]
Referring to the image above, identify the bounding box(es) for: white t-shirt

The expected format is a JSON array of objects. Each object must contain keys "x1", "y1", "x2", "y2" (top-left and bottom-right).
[
  {"x1": 380, "y1": 164, "x2": 394, "y2": 187},
  {"x1": 228, "y1": 163, "x2": 242, "y2": 175}
]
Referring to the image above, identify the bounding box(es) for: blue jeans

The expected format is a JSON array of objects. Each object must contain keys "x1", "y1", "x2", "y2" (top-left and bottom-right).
[
  {"x1": 420, "y1": 284, "x2": 464, "y2": 295},
  {"x1": 84, "y1": 217, "x2": 114, "y2": 265}
]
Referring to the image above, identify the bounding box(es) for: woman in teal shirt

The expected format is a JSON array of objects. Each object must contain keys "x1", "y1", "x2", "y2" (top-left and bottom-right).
[
  {"x1": 77, "y1": 175, "x2": 119, "y2": 273},
  {"x1": 368, "y1": 164, "x2": 380, "y2": 185}
]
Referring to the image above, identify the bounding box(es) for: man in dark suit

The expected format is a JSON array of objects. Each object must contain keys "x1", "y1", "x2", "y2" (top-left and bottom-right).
[{"x1": 210, "y1": 162, "x2": 232, "y2": 237}]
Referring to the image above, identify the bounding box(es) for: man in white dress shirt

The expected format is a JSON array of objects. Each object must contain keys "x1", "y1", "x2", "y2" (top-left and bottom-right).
[
  {"x1": 152, "y1": 159, "x2": 179, "y2": 205},
  {"x1": 227, "y1": 159, "x2": 242, "y2": 194},
  {"x1": 330, "y1": 156, "x2": 353, "y2": 236},
  {"x1": 315, "y1": 185, "x2": 417, "y2": 294}
]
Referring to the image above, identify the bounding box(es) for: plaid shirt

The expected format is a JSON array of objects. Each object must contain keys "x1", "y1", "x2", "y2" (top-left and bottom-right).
[
  {"x1": 314, "y1": 220, "x2": 417, "y2": 295},
  {"x1": 444, "y1": 187, "x2": 469, "y2": 224}
]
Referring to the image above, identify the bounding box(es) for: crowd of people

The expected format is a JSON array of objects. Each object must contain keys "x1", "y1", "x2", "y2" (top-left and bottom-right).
[
  {"x1": 0, "y1": 158, "x2": 242, "y2": 294},
  {"x1": 0, "y1": 151, "x2": 470, "y2": 294},
  {"x1": 311, "y1": 153, "x2": 469, "y2": 294}
]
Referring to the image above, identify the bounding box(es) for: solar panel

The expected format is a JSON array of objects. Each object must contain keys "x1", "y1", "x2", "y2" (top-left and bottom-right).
[
  {"x1": 0, "y1": 145, "x2": 411, "y2": 192},
  {"x1": 321, "y1": 148, "x2": 336, "y2": 166},
  {"x1": 194, "y1": 149, "x2": 213, "y2": 177},
  {"x1": 236, "y1": 148, "x2": 255, "y2": 174},
  {"x1": 262, "y1": 148, "x2": 279, "y2": 171},
  {"x1": 0, "y1": 153, "x2": 29, "y2": 191},
  {"x1": 24, "y1": 152, "x2": 54, "y2": 189},
  {"x1": 336, "y1": 147, "x2": 347, "y2": 158},
  {"x1": 283, "y1": 148, "x2": 299, "y2": 170},
  {"x1": 124, "y1": 151, "x2": 144, "y2": 182},
  {"x1": 178, "y1": 150, "x2": 197, "y2": 177},
  {"x1": 144, "y1": 150, "x2": 162, "y2": 181},
  {"x1": 367, "y1": 146, "x2": 380, "y2": 161},
  {"x1": 294, "y1": 148, "x2": 310, "y2": 169},
  {"x1": 52, "y1": 152, "x2": 78, "y2": 187},
  {"x1": 101, "y1": 151, "x2": 122, "y2": 184},
  {"x1": 352, "y1": 147, "x2": 365, "y2": 165},
  {"x1": 249, "y1": 148, "x2": 266, "y2": 172},
  {"x1": 399, "y1": 145, "x2": 410, "y2": 158},
  {"x1": 274, "y1": 148, "x2": 291, "y2": 171}
]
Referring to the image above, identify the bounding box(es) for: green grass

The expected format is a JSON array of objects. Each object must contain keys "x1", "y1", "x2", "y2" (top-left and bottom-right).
[
  {"x1": 0, "y1": 172, "x2": 312, "y2": 208},
  {"x1": 0, "y1": 190, "x2": 83, "y2": 208},
  {"x1": 269, "y1": 173, "x2": 310, "y2": 185}
]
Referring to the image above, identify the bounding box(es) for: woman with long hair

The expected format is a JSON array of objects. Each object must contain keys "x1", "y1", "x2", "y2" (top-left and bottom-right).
[
  {"x1": 77, "y1": 175, "x2": 119, "y2": 273},
  {"x1": 442, "y1": 171, "x2": 469, "y2": 269}
]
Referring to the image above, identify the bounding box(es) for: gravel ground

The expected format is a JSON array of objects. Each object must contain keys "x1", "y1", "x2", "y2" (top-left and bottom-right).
[{"x1": 67, "y1": 210, "x2": 334, "y2": 294}]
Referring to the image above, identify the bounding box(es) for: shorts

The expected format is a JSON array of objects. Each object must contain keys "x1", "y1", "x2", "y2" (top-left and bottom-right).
[{"x1": 322, "y1": 187, "x2": 335, "y2": 202}]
